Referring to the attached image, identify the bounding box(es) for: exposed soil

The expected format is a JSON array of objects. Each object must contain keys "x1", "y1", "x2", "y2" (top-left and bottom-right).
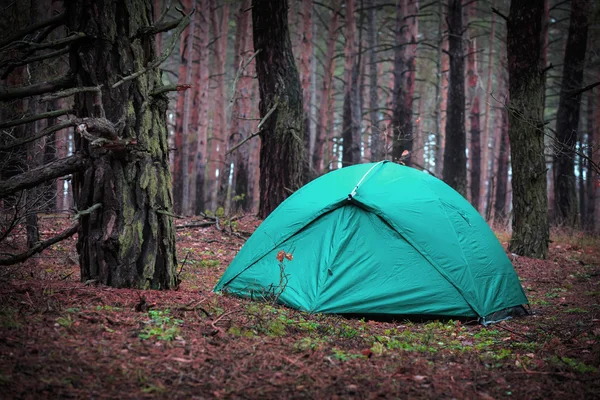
[{"x1": 0, "y1": 215, "x2": 599, "y2": 399}]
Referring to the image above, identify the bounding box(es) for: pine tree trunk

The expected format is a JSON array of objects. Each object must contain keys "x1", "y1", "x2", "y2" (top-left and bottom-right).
[
  {"x1": 481, "y1": 0, "x2": 496, "y2": 217},
  {"x1": 507, "y1": 0, "x2": 549, "y2": 259},
  {"x1": 341, "y1": 0, "x2": 361, "y2": 167},
  {"x1": 391, "y1": 0, "x2": 418, "y2": 165},
  {"x1": 466, "y1": 1, "x2": 481, "y2": 211},
  {"x1": 68, "y1": 0, "x2": 178, "y2": 288},
  {"x1": 443, "y1": 0, "x2": 467, "y2": 196},
  {"x1": 434, "y1": 0, "x2": 447, "y2": 177},
  {"x1": 253, "y1": 0, "x2": 304, "y2": 218},
  {"x1": 193, "y1": 2, "x2": 211, "y2": 215},
  {"x1": 211, "y1": 2, "x2": 230, "y2": 211},
  {"x1": 300, "y1": 0, "x2": 314, "y2": 178},
  {"x1": 553, "y1": 0, "x2": 591, "y2": 227},
  {"x1": 366, "y1": 0, "x2": 381, "y2": 162},
  {"x1": 494, "y1": 99, "x2": 510, "y2": 223},
  {"x1": 585, "y1": 91, "x2": 595, "y2": 231},
  {"x1": 313, "y1": 2, "x2": 340, "y2": 173},
  {"x1": 172, "y1": 0, "x2": 193, "y2": 214}
]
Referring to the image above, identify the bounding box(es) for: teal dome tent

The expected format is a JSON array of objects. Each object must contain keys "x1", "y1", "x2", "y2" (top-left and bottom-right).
[{"x1": 214, "y1": 161, "x2": 528, "y2": 324}]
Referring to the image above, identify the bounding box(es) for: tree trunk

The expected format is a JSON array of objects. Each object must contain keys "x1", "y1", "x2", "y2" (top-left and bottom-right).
[
  {"x1": 585, "y1": 91, "x2": 596, "y2": 231},
  {"x1": 391, "y1": 0, "x2": 418, "y2": 165},
  {"x1": 211, "y1": 2, "x2": 230, "y2": 211},
  {"x1": 366, "y1": 0, "x2": 381, "y2": 162},
  {"x1": 434, "y1": 0, "x2": 447, "y2": 177},
  {"x1": 67, "y1": 0, "x2": 178, "y2": 288},
  {"x1": 553, "y1": 0, "x2": 590, "y2": 227},
  {"x1": 341, "y1": 0, "x2": 361, "y2": 167},
  {"x1": 466, "y1": 1, "x2": 481, "y2": 211},
  {"x1": 229, "y1": 0, "x2": 254, "y2": 214},
  {"x1": 172, "y1": 0, "x2": 193, "y2": 215},
  {"x1": 192, "y1": 2, "x2": 210, "y2": 215},
  {"x1": 442, "y1": 0, "x2": 467, "y2": 196},
  {"x1": 507, "y1": 0, "x2": 548, "y2": 259},
  {"x1": 300, "y1": 0, "x2": 314, "y2": 179},
  {"x1": 253, "y1": 0, "x2": 304, "y2": 219},
  {"x1": 313, "y1": 2, "x2": 340, "y2": 173},
  {"x1": 494, "y1": 102, "x2": 510, "y2": 223},
  {"x1": 481, "y1": 0, "x2": 496, "y2": 217}
]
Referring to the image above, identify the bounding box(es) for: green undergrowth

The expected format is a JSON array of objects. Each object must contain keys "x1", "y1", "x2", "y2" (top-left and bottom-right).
[{"x1": 138, "y1": 309, "x2": 183, "y2": 341}]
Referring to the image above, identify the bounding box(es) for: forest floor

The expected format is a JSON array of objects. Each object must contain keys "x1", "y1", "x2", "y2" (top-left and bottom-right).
[{"x1": 0, "y1": 215, "x2": 599, "y2": 399}]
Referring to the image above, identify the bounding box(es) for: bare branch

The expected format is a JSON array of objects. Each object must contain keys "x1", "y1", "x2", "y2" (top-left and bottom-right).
[
  {"x1": 150, "y1": 83, "x2": 192, "y2": 96},
  {"x1": 567, "y1": 80, "x2": 600, "y2": 99},
  {"x1": 10, "y1": 32, "x2": 86, "y2": 52},
  {"x1": 72, "y1": 203, "x2": 102, "y2": 220},
  {"x1": 136, "y1": 16, "x2": 184, "y2": 37},
  {"x1": 40, "y1": 85, "x2": 101, "y2": 102},
  {"x1": 0, "y1": 223, "x2": 78, "y2": 266},
  {"x1": 0, "y1": 12, "x2": 66, "y2": 50},
  {"x1": 0, "y1": 153, "x2": 87, "y2": 199},
  {"x1": 1, "y1": 48, "x2": 70, "y2": 78},
  {"x1": 0, "y1": 109, "x2": 71, "y2": 129},
  {"x1": 229, "y1": 50, "x2": 260, "y2": 104},
  {"x1": 491, "y1": 7, "x2": 508, "y2": 22},
  {"x1": 0, "y1": 74, "x2": 75, "y2": 102},
  {"x1": 226, "y1": 101, "x2": 278, "y2": 155},
  {"x1": 0, "y1": 120, "x2": 73, "y2": 151}
]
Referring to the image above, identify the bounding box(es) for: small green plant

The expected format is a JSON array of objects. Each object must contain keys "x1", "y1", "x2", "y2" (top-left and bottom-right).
[
  {"x1": 331, "y1": 348, "x2": 364, "y2": 361},
  {"x1": 293, "y1": 337, "x2": 326, "y2": 352},
  {"x1": 549, "y1": 356, "x2": 597, "y2": 373},
  {"x1": 139, "y1": 309, "x2": 183, "y2": 341},
  {"x1": 95, "y1": 305, "x2": 122, "y2": 312},
  {"x1": 564, "y1": 307, "x2": 587, "y2": 314},
  {"x1": 56, "y1": 315, "x2": 74, "y2": 328}
]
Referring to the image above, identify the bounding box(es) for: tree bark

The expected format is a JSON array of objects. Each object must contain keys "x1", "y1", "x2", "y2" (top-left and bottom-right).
[
  {"x1": 172, "y1": 0, "x2": 193, "y2": 215},
  {"x1": 481, "y1": 0, "x2": 496, "y2": 218},
  {"x1": 391, "y1": 0, "x2": 418, "y2": 165},
  {"x1": 507, "y1": 0, "x2": 549, "y2": 259},
  {"x1": 313, "y1": 1, "x2": 340, "y2": 173},
  {"x1": 341, "y1": 0, "x2": 361, "y2": 166},
  {"x1": 366, "y1": 0, "x2": 381, "y2": 162},
  {"x1": 494, "y1": 102, "x2": 509, "y2": 223},
  {"x1": 253, "y1": 0, "x2": 304, "y2": 218},
  {"x1": 553, "y1": 0, "x2": 591, "y2": 227},
  {"x1": 434, "y1": 0, "x2": 447, "y2": 177},
  {"x1": 442, "y1": 0, "x2": 467, "y2": 196},
  {"x1": 67, "y1": 0, "x2": 179, "y2": 288},
  {"x1": 300, "y1": 0, "x2": 314, "y2": 178},
  {"x1": 466, "y1": 1, "x2": 481, "y2": 211},
  {"x1": 211, "y1": 2, "x2": 230, "y2": 211}
]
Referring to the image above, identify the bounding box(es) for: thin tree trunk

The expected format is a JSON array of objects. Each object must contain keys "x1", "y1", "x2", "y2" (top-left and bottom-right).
[
  {"x1": 341, "y1": 0, "x2": 361, "y2": 166},
  {"x1": 585, "y1": 91, "x2": 595, "y2": 231},
  {"x1": 172, "y1": 0, "x2": 193, "y2": 214},
  {"x1": 481, "y1": 0, "x2": 496, "y2": 217},
  {"x1": 507, "y1": 0, "x2": 548, "y2": 259},
  {"x1": 553, "y1": 0, "x2": 591, "y2": 227},
  {"x1": 443, "y1": 0, "x2": 467, "y2": 196},
  {"x1": 300, "y1": 0, "x2": 313, "y2": 179},
  {"x1": 211, "y1": 2, "x2": 230, "y2": 211},
  {"x1": 68, "y1": 0, "x2": 178, "y2": 288},
  {"x1": 313, "y1": 1, "x2": 340, "y2": 173},
  {"x1": 253, "y1": 0, "x2": 304, "y2": 218},
  {"x1": 466, "y1": 1, "x2": 481, "y2": 211},
  {"x1": 193, "y1": 2, "x2": 211, "y2": 215},
  {"x1": 391, "y1": 0, "x2": 418, "y2": 165},
  {"x1": 366, "y1": 0, "x2": 381, "y2": 161},
  {"x1": 434, "y1": 0, "x2": 447, "y2": 177},
  {"x1": 494, "y1": 100, "x2": 510, "y2": 224}
]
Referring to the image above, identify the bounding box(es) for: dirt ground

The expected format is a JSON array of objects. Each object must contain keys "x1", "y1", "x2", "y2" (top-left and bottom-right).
[{"x1": 0, "y1": 215, "x2": 599, "y2": 399}]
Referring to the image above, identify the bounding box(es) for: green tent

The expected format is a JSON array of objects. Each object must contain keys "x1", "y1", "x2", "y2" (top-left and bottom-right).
[{"x1": 214, "y1": 161, "x2": 528, "y2": 324}]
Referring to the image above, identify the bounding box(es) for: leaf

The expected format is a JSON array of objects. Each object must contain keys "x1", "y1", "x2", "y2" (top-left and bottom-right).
[{"x1": 401, "y1": 150, "x2": 409, "y2": 157}]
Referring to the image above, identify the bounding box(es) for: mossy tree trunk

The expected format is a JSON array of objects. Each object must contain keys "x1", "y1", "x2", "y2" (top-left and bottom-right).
[
  {"x1": 507, "y1": 0, "x2": 549, "y2": 259},
  {"x1": 253, "y1": 0, "x2": 304, "y2": 219},
  {"x1": 67, "y1": 0, "x2": 178, "y2": 288}
]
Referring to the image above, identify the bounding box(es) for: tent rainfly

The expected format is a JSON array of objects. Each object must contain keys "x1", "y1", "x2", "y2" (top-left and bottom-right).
[{"x1": 214, "y1": 161, "x2": 528, "y2": 324}]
